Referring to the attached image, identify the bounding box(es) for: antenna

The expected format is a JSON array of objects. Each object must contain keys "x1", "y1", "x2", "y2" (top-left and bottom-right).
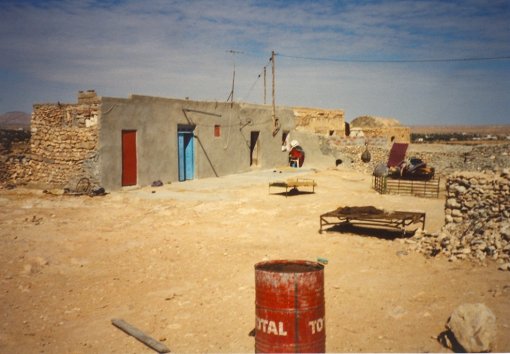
[{"x1": 226, "y1": 50, "x2": 244, "y2": 106}]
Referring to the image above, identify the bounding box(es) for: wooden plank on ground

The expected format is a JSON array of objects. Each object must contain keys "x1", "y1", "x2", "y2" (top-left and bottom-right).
[{"x1": 112, "y1": 318, "x2": 170, "y2": 353}]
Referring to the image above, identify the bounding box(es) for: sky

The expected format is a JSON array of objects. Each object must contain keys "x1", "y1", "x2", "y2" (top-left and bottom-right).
[{"x1": 0, "y1": 0, "x2": 509, "y2": 125}]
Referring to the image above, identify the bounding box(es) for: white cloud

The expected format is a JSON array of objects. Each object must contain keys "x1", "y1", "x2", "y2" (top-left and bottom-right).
[{"x1": 0, "y1": 0, "x2": 508, "y2": 124}]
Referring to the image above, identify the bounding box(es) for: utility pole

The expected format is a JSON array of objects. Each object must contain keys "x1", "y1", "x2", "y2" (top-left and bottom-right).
[
  {"x1": 263, "y1": 66, "x2": 267, "y2": 105},
  {"x1": 270, "y1": 50, "x2": 280, "y2": 136},
  {"x1": 271, "y1": 51, "x2": 275, "y2": 121},
  {"x1": 230, "y1": 67, "x2": 236, "y2": 106}
]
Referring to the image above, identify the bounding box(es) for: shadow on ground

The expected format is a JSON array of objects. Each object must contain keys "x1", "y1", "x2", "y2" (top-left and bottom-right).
[
  {"x1": 269, "y1": 188, "x2": 316, "y2": 198},
  {"x1": 321, "y1": 223, "x2": 418, "y2": 240}
]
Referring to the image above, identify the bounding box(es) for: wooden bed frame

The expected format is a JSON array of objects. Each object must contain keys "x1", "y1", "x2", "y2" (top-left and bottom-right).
[
  {"x1": 268, "y1": 178, "x2": 317, "y2": 197},
  {"x1": 319, "y1": 206, "x2": 425, "y2": 235}
]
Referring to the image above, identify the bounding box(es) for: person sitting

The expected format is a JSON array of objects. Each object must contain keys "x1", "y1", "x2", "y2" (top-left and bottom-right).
[{"x1": 288, "y1": 140, "x2": 305, "y2": 167}]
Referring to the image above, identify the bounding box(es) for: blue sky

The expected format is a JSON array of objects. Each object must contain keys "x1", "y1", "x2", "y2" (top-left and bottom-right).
[{"x1": 0, "y1": 0, "x2": 509, "y2": 125}]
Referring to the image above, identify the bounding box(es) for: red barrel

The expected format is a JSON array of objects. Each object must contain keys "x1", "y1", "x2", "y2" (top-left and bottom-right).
[{"x1": 255, "y1": 260, "x2": 325, "y2": 353}]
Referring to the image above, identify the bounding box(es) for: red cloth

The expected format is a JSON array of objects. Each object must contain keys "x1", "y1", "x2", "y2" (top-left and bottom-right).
[
  {"x1": 387, "y1": 143, "x2": 408, "y2": 167},
  {"x1": 289, "y1": 147, "x2": 305, "y2": 167}
]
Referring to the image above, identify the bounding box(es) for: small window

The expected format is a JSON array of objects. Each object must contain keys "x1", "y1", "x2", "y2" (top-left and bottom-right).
[{"x1": 214, "y1": 125, "x2": 221, "y2": 137}]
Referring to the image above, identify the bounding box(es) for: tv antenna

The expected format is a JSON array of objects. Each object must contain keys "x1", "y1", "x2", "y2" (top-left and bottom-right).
[{"x1": 226, "y1": 50, "x2": 244, "y2": 106}]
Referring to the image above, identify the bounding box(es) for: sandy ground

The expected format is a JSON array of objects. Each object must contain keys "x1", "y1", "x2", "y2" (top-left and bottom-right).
[{"x1": 1, "y1": 165, "x2": 509, "y2": 353}]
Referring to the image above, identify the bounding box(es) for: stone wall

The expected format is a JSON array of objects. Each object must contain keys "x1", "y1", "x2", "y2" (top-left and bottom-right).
[
  {"x1": 293, "y1": 107, "x2": 345, "y2": 135},
  {"x1": 0, "y1": 129, "x2": 31, "y2": 187},
  {"x1": 445, "y1": 171, "x2": 510, "y2": 225},
  {"x1": 27, "y1": 91, "x2": 101, "y2": 189},
  {"x1": 359, "y1": 126, "x2": 411, "y2": 144},
  {"x1": 318, "y1": 136, "x2": 390, "y2": 174},
  {"x1": 407, "y1": 170, "x2": 510, "y2": 269},
  {"x1": 332, "y1": 136, "x2": 389, "y2": 147}
]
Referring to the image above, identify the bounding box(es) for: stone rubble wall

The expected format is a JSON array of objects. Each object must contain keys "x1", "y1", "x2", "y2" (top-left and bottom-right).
[
  {"x1": 0, "y1": 129, "x2": 31, "y2": 187},
  {"x1": 293, "y1": 107, "x2": 345, "y2": 135},
  {"x1": 445, "y1": 171, "x2": 510, "y2": 224},
  {"x1": 407, "y1": 170, "x2": 510, "y2": 268},
  {"x1": 332, "y1": 136, "x2": 389, "y2": 147},
  {"x1": 319, "y1": 136, "x2": 390, "y2": 174},
  {"x1": 26, "y1": 97, "x2": 101, "y2": 189},
  {"x1": 357, "y1": 126, "x2": 411, "y2": 144}
]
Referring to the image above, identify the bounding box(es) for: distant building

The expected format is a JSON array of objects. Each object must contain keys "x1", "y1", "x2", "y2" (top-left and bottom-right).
[
  {"x1": 349, "y1": 127, "x2": 365, "y2": 137},
  {"x1": 292, "y1": 107, "x2": 345, "y2": 136},
  {"x1": 349, "y1": 115, "x2": 410, "y2": 144}
]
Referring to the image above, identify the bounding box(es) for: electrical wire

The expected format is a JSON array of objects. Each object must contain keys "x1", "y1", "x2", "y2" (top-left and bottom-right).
[
  {"x1": 240, "y1": 59, "x2": 272, "y2": 102},
  {"x1": 277, "y1": 53, "x2": 510, "y2": 63},
  {"x1": 240, "y1": 67, "x2": 264, "y2": 102}
]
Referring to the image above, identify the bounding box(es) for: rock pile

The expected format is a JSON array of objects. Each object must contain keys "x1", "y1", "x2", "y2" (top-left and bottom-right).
[
  {"x1": 406, "y1": 170, "x2": 510, "y2": 269},
  {"x1": 464, "y1": 143, "x2": 510, "y2": 172},
  {"x1": 413, "y1": 143, "x2": 510, "y2": 177},
  {"x1": 324, "y1": 136, "x2": 510, "y2": 178}
]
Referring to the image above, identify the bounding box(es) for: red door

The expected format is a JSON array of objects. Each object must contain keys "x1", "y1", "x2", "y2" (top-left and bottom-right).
[{"x1": 122, "y1": 130, "x2": 137, "y2": 186}]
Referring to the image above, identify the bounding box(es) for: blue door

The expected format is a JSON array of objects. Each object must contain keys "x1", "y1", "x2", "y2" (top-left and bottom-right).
[{"x1": 178, "y1": 130, "x2": 194, "y2": 181}]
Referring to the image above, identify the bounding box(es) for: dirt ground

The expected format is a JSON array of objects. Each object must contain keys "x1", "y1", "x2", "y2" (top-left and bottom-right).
[{"x1": 1, "y1": 165, "x2": 509, "y2": 353}]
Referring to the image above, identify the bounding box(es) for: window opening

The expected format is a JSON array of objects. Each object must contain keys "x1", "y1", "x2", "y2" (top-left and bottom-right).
[
  {"x1": 282, "y1": 130, "x2": 289, "y2": 145},
  {"x1": 250, "y1": 131, "x2": 260, "y2": 166}
]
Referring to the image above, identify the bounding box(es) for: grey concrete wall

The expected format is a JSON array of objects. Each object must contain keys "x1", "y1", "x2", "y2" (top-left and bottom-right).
[{"x1": 98, "y1": 95, "x2": 295, "y2": 190}]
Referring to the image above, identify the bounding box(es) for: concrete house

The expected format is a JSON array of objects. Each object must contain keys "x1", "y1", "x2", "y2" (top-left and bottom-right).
[{"x1": 29, "y1": 90, "x2": 333, "y2": 191}]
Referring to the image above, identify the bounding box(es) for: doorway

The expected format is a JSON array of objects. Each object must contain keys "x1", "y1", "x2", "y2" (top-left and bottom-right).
[
  {"x1": 178, "y1": 127, "x2": 195, "y2": 181},
  {"x1": 250, "y1": 131, "x2": 260, "y2": 166},
  {"x1": 121, "y1": 130, "x2": 137, "y2": 186}
]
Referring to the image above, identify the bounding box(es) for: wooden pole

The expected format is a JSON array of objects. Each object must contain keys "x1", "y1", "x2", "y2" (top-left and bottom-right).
[
  {"x1": 112, "y1": 318, "x2": 170, "y2": 353},
  {"x1": 270, "y1": 50, "x2": 280, "y2": 136},
  {"x1": 263, "y1": 66, "x2": 267, "y2": 105},
  {"x1": 271, "y1": 50, "x2": 275, "y2": 125},
  {"x1": 231, "y1": 63, "x2": 235, "y2": 107}
]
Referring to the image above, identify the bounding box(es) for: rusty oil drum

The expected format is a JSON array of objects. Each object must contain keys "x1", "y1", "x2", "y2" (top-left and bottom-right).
[{"x1": 254, "y1": 260, "x2": 325, "y2": 353}]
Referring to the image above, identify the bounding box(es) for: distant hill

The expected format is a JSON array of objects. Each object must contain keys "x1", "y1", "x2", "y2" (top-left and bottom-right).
[{"x1": 0, "y1": 111, "x2": 31, "y2": 129}]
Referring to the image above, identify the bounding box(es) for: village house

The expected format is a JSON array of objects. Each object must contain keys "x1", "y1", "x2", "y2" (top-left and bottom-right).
[{"x1": 27, "y1": 91, "x2": 345, "y2": 191}]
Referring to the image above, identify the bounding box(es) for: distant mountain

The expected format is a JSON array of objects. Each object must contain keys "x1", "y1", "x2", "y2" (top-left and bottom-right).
[{"x1": 0, "y1": 111, "x2": 31, "y2": 128}]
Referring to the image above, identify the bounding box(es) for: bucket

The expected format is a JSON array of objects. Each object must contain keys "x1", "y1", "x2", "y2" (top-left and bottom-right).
[{"x1": 254, "y1": 260, "x2": 325, "y2": 353}]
